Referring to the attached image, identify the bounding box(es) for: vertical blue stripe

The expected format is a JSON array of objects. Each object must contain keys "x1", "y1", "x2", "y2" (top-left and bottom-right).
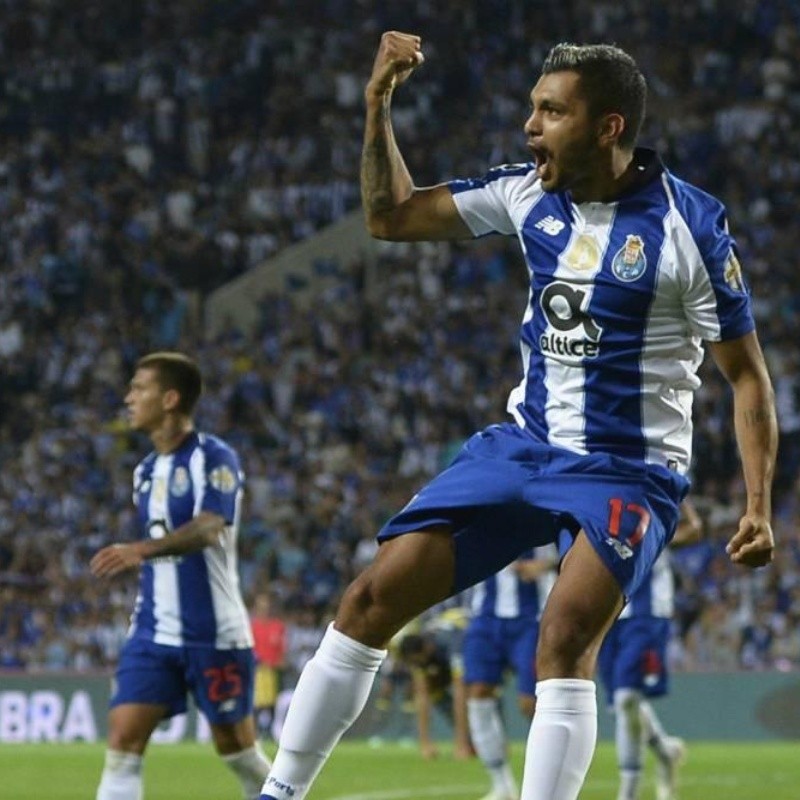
[
  {"x1": 583, "y1": 186, "x2": 668, "y2": 458},
  {"x1": 171, "y1": 440, "x2": 218, "y2": 643},
  {"x1": 518, "y1": 193, "x2": 574, "y2": 436}
]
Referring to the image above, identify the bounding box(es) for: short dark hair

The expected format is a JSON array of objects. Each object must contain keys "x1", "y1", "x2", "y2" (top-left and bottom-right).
[
  {"x1": 136, "y1": 351, "x2": 203, "y2": 415},
  {"x1": 542, "y1": 43, "x2": 646, "y2": 149}
]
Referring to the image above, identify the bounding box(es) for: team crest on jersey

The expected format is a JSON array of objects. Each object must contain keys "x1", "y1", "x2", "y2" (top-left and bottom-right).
[
  {"x1": 170, "y1": 466, "x2": 190, "y2": 496},
  {"x1": 210, "y1": 465, "x2": 238, "y2": 493},
  {"x1": 565, "y1": 233, "x2": 601, "y2": 272},
  {"x1": 724, "y1": 251, "x2": 745, "y2": 292},
  {"x1": 611, "y1": 234, "x2": 647, "y2": 282}
]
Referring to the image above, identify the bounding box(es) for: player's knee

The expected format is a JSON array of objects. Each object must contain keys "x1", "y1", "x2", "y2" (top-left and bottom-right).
[
  {"x1": 536, "y1": 615, "x2": 596, "y2": 676},
  {"x1": 466, "y1": 682, "x2": 496, "y2": 700},
  {"x1": 614, "y1": 688, "x2": 642, "y2": 720},
  {"x1": 518, "y1": 694, "x2": 536, "y2": 719},
  {"x1": 106, "y1": 729, "x2": 148, "y2": 754},
  {"x1": 212, "y1": 724, "x2": 255, "y2": 755},
  {"x1": 335, "y1": 573, "x2": 391, "y2": 642},
  {"x1": 340, "y1": 572, "x2": 380, "y2": 618}
]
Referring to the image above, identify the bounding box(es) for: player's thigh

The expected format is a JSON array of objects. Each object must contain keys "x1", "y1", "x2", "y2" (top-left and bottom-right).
[
  {"x1": 336, "y1": 527, "x2": 457, "y2": 644},
  {"x1": 537, "y1": 531, "x2": 625, "y2": 677},
  {"x1": 108, "y1": 639, "x2": 188, "y2": 751},
  {"x1": 106, "y1": 703, "x2": 169, "y2": 753}
]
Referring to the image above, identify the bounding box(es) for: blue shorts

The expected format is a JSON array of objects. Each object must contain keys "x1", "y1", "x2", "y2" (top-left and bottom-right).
[
  {"x1": 598, "y1": 616, "x2": 671, "y2": 705},
  {"x1": 463, "y1": 615, "x2": 539, "y2": 697},
  {"x1": 111, "y1": 638, "x2": 255, "y2": 725},
  {"x1": 378, "y1": 423, "x2": 688, "y2": 598}
]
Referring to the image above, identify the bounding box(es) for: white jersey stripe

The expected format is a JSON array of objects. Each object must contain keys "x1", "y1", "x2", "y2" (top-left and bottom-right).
[{"x1": 149, "y1": 454, "x2": 183, "y2": 646}]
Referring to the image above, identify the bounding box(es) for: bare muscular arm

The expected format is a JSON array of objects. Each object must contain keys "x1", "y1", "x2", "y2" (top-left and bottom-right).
[
  {"x1": 361, "y1": 32, "x2": 471, "y2": 241},
  {"x1": 707, "y1": 332, "x2": 777, "y2": 567}
]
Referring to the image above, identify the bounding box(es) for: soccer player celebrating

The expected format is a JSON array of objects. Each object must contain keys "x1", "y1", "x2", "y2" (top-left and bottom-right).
[
  {"x1": 259, "y1": 33, "x2": 776, "y2": 800},
  {"x1": 91, "y1": 352, "x2": 271, "y2": 800}
]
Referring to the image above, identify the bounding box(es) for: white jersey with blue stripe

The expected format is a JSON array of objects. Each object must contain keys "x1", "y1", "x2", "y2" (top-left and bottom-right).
[
  {"x1": 470, "y1": 546, "x2": 556, "y2": 620},
  {"x1": 129, "y1": 431, "x2": 253, "y2": 649},
  {"x1": 449, "y1": 149, "x2": 754, "y2": 473},
  {"x1": 619, "y1": 548, "x2": 674, "y2": 619}
]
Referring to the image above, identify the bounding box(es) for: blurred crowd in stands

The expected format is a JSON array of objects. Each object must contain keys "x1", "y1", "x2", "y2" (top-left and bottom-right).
[{"x1": 2, "y1": 0, "x2": 800, "y2": 677}]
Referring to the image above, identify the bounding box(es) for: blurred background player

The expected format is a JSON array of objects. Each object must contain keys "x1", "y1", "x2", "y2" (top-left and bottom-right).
[
  {"x1": 90, "y1": 352, "x2": 270, "y2": 800},
  {"x1": 396, "y1": 622, "x2": 472, "y2": 761},
  {"x1": 369, "y1": 620, "x2": 419, "y2": 745},
  {"x1": 464, "y1": 547, "x2": 558, "y2": 800},
  {"x1": 250, "y1": 592, "x2": 287, "y2": 741},
  {"x1": 595, "y1": 500, "x2": 704, "y2": 800}
]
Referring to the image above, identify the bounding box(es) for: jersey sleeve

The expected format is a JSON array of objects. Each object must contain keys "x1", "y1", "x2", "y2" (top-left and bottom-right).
[
  {"x1": 677, "y1": 195, "x2": 755, "y2": 342},
  {"x1": 448, "y1": 163, "x2": 535, "y2": 236},
  {"x1": 201, "y1": 444, "x2": 244, "y2": 523}
]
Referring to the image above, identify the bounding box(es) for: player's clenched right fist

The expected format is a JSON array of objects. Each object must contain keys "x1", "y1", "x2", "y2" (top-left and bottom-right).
[{"x1": 366, "y1": 31, "x2": 425, "y2": 100}]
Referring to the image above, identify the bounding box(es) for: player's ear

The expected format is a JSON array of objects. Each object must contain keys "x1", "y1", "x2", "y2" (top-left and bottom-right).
[
  {"x1": 162, "y1": 388, "x2": 181, "y2": 413},
  {"x1": 598, "y1": 112, "x2": 625, "y2": 148}
]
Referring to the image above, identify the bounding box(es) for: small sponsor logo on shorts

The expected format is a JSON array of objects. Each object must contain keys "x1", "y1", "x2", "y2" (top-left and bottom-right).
[{"x1": 605, "y1": 537, "x2": 633, "y2": 560}]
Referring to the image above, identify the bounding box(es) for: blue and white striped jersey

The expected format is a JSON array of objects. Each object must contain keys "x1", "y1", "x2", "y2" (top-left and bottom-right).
[
  {"x1": 618, "y1": 548, "x2": 674, "y2": 620},
  {"x1": 450, "y1": 149, "x2": 754, "y2": 473},
  {"x1": 469, "y1": 546, "x2": 556, "y2": 620},
  {"x1": 128, "y1": 431, "x2": 253, "y2": 649}
]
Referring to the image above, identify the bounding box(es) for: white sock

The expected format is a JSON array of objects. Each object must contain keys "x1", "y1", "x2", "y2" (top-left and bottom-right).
[
  {"x1": 96, "y1": 750, "x2": 143, "y2": 800},
  {"x1": 640, "y1": 700, "x2": 669, "y2": 761},
  {"x1": 260, "y1": 623, "x2": 386, "y2": 800},
  {"x1": 613, "y1": 688, "x2": 644, "y2": 800},
  {"x1": 222, "y1": 743, "x2": 272, "y2": 799},
  {"x1": 618, "y1": 770, "x2": 640, "y2": 800},
  {"x1": 520, "y1": 678, "x2": 597, "y2": 800},
  {"x1": 467, "y1": 697, "x2": 517, "y2": 796}
]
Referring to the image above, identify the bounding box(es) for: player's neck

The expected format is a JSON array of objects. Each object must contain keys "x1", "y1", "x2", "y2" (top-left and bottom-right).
[
  {"x1": 570, "y1": 148, "x2": 636, "y2": 204},
  {"x1": 150, "y1": 417, "x2": 194, "y2": 454}
]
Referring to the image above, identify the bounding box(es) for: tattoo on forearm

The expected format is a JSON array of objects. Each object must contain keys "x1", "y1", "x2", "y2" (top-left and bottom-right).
[
  {"x1": 743, "y1": 408, "x2": 772, "y2": 428},
  {"x1": 361, "y1": 143, "x2": 394, "y2": 215},
  {"x1": 361, "y1": 102, "x2": 398, "y2": 216}
]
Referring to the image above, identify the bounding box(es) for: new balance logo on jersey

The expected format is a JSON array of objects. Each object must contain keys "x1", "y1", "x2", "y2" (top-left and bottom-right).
[{"x1": 534, "y1": 215, "x2": 565, "y2": 236}]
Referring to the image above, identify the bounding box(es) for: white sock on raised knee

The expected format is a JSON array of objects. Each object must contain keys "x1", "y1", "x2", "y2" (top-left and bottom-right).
[
  {"x1": 260, "y1": 623, "x2": 386, "y2": 800},
  {"x1": 96, "y1": 750, "x2": 143, "y2": 800},
  {"x1": 520, "y1": 678, "x2": 597, "y2": 800}
]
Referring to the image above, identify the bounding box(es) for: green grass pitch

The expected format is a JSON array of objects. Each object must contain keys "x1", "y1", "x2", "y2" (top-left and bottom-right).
[{"x1": 1, "y1": 740, "x2": 797, "y2": 799}]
